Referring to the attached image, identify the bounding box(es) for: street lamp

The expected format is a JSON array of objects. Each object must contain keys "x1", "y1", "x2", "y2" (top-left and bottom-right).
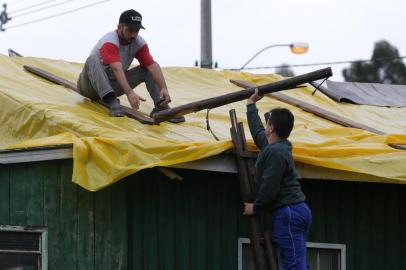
[{"x1": 239, "y1": 42, "x2": 309, "y2": 70}]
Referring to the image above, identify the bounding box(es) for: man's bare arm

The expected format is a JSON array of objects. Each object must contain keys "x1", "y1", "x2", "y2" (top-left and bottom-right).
[{"x1": 146, "y1": 62, "x2": 170, "y2": 105}]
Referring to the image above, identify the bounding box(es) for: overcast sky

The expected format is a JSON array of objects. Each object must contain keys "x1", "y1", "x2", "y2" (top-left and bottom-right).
[{"x1": 1, "y1": 0, "x2": 405, "y2": 81}]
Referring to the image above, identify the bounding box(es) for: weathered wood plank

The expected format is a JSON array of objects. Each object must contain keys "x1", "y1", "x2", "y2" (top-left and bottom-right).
[
  {"x1": 231, "y1": 79, "x2": 406, "y2": 150},
  {"x1": 23, "y1": 65, "x2": 155, "y2": 124},
  {"x1": 129, "y1": 175, "x2": 145, "y2": 270},
  {"x1": 340, "y1": 184, "x2": 355, "y2": 270},
  {"x1": 153, "y1": 68, "x2": 333, "y2": 123},
  {"x1": 174, "y1": 178, "x2": 190, "y2": 270},
  {"x1": 221, "y1": 178, "x2": 238, "y2": 270},
  {"x1": 143, "y1": 175, "x2": 158, "y2": 270},
  {"x1": 0, "y1": 165, "x2": 10, "y2": 224},
  {"x1": 111, "y1": 181, "x2": 128, "y2": 270},
  {"x1": 26, "y1": 162, "x2": 45, "y2": 225},
  {"x1": 324, "y1": 182, "x2": 340, "y2": 243},
  {"x1": 370, "y1": 184, "x2": 385, "y2": 270},
  {"x1": 384, "y1": 185, "x2": 400, "y2": 270},
  {"x1": 190, "y1": 178, "x2": 207, "y2": 270},
  {"x1": 207, "y1": 178, "x2": 222, "y2": 270},
  {"x1": 158, "y1": 178, "x2": 176, "y2": 270},
  {"x1": 354, "y1": 183, "x2": 370, "y2": 270},
  {"x1": 43, "y1": 160, "x2": 62, "y2": 269},
  {"x1": 59, "y1": 160, "x2": 78, "y2": 270},
  {"x1": 94, "y1": 188, "x2": 112, "y2": 270},
  {"x1": 9, "y1": 163, "x2": 27, "y2": 225},
  {"x1": 77, "y1": 186, "x2": 95, "y2": 270}
]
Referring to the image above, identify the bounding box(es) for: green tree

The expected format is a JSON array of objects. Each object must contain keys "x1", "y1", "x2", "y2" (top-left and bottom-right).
[
  {"x1": 342, "y1": 40, "x2": 406, "y2": 84},
  {"x1": 276, "y1": 63, "x2": 295, "y2": 77}
]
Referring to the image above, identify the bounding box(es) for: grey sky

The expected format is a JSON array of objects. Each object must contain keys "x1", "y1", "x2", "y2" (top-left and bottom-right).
[{"x1": 1, "y1": 0, "x2": 405, "y2": 81}]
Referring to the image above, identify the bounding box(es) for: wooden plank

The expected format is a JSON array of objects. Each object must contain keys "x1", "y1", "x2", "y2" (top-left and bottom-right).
[
  {"x1": 370, "y1": 184, "x2": 385, "y2": 270},
  {"x1": 384, "y1": 185, "x2": 400, "y2": 270},
  {"x1": 77, "y1": 186, "x2": 95, "y2": 270},
  {"x1": 9, "y1": 163, "x2": 27, "y2": 225},
  {"x1": 174, "y1": 176, "x2": 190, "y2": 270},
  {"x1": 190, "y1": 177, "x2": 208, "y2": 270},
  {"x1": 354, "y1": 183, "x2": 370, "y2": 270},
  {"x1": 26, "y1": 162, "x2": 45, "y2": 225},
  {"x1": 43, "y1": 160, "x2": 62, "y2": 269},
  {"x1": 153, "y1": 68, "x2": 332, "y2": 123},
  {"x1": 324, "y1": 182, "x2": 340, "y2": 243},
  {"x1": 23, "y1": 65, "x2": 156, "y2": 125},
  {"x1": 0, "y1": 164, "x2": 10, "y2": 224},
  {"x1": 157, "y1": 177, "x2": 176, "y2": 270},
  {"x1": 128, "y1": 173, "x2": 145, "y2": 270},
  {"x1": 59, "y1": 160, "x2": 78, "y2": 270},
  {"x1": 340, "y1": 183, "x2": 355, "y2": 270},
  {"x1": 111, "y1": 180, "x2": 128, "y2": 270},
  {"x1": 400, "y1": 186, "x2": 406, "y2": 270},
  {"x1": 207, "y1": 176, "x2": 222, "y2": 270},
  {"x1": 231, "y1": 79, "x2": 406, "y2": 150},
  {"x1": 221, "y1": 177, "x2": 238, "y2": 270},
  {"x1": 94, "y1": 188, "x2": 112, "y2": 270},
  {"x1": 143, "y1": 175, "x2": 158, "y2": 270},
  {"x1": 309, "y1": 181, "x2": 326, "y2": 243},
  {"x1": 231, "y1": 79, "x2": 384, "y2": 134}
]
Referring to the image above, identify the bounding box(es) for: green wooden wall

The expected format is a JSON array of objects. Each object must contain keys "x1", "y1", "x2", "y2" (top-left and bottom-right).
[{"x1": 1, "y1": 159, "x2": 406, "y2": 270}]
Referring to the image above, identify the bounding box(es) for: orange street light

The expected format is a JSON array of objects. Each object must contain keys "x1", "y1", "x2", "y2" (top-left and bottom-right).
[{"x1": 239, "y1": 42, "x2": 309, "y2": 70}]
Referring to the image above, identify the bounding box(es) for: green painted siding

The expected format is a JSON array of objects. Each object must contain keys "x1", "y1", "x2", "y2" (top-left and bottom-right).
[
  {"x1": 0, "y1": 160, "x2": 128, "y2": 270},
  {"x1": 1, "y1": 159, "x2": 406, "y2": 270}
]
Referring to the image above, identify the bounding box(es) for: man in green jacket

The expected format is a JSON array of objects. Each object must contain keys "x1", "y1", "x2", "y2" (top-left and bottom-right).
[{"x1": 243, "y1": 89, "x2": 312, "y2": 270}]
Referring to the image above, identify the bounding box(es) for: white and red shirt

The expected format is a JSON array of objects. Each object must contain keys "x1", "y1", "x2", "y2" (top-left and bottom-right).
[{"x1": 90, "y1": 30, "x2": 155, "y2": 70}]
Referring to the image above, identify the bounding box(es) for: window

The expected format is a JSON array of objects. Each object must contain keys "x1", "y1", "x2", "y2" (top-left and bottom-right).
[
  {"x1": 0, "y1": 226, "x2": 47, "y2": 270},
  {"x1": 307, "y1": 242, "x2": 346, "y2": 270},
  {"x1": 238, "y1": 238, "x2": 346, "y2": 270}
]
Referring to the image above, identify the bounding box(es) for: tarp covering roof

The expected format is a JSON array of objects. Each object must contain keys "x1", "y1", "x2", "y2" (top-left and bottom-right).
[
  {"x1": 1, "y1": 54, "x2": 406, "y2": 191},
  {"x1": 325, "y1": 80, "x2": 406, "y2": 107}
]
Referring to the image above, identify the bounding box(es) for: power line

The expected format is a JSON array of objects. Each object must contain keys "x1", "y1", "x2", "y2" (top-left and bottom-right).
[
  {"x1": 9, "y1": 0, "x2": 61, "y2": 14},
  {"x1": 11, "y1": 0, "x2": 79, "y2": 18},
  {"x1": 5, "y1": 0, "x2": 111, "y2": 30},
  {"x1": 225, "y1": 55, "x2": 406, "y2": 71},
  {"x1": 6, "y1": 0, "x2": 29, "y2": 5}
]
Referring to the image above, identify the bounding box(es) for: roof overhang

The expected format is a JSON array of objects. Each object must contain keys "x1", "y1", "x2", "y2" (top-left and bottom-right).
[{"x1": 0, "y1": 145, "x2": 394, "y2": 183}]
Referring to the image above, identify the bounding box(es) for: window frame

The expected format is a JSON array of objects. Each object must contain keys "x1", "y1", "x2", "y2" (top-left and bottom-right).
[
  {"x1": 0, "y1": 225, "x2": 48, "y2": 270},
  {"x1": 238, "y1": 237, "x2": 346, "y2": 270}
]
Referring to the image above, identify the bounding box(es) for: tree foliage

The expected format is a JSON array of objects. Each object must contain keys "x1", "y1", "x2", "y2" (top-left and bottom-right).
[{"x1": 342, "y1": 40, "x2": 406, "y2": 84}]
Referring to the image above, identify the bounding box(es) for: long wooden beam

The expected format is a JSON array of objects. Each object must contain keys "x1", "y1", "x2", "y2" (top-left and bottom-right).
[
  {"x1": 23, "y1": 65, "x2": 155, "y2": 124},
  {"x1": 152, "y1": 67, "x2": 332, "y2": 123},
  {"x1": 230, "y1": 79, "x2": 406, "y2": 150}
]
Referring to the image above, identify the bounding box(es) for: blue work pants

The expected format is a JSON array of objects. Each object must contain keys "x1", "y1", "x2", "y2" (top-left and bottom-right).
[{"x1": 272, "y1": 202, "x2": 312, "y2": 270}]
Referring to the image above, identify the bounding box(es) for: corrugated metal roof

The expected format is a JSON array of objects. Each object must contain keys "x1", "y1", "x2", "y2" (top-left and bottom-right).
[{"x1": 325, "y1": 80, "x2": 406, "y2": 107}]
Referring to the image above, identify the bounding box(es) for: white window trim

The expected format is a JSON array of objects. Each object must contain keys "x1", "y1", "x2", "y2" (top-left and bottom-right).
[
  {"x1": 238, "y1": 237, "x2": 346, "y2": 270},
  {"x1": 0, "y1": 225, "x2": 48, "y2": 270}
]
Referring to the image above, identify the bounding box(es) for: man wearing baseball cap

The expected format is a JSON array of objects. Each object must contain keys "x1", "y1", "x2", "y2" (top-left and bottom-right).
[{"x1": 77, "y1": 9, "x2": 185, "y2": 123}]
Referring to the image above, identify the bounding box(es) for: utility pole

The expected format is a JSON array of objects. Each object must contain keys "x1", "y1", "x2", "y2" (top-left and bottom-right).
[
  {"x1": 0, "y1": 4, "x2": 11, "y2": 31},
  {"x1": 200, "y1": 0, "x2": 212, "y2": 69}
]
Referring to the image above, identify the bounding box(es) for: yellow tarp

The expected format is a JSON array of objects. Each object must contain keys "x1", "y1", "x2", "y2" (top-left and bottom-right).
[{"x1": 1, "y1": 54, "x2": 406, "y2": 191}]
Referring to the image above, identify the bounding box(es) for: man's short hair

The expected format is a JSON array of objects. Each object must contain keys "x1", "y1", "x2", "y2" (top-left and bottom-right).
[{"x1": 268, "y1": 108, "x2": 294, "y2": 139}]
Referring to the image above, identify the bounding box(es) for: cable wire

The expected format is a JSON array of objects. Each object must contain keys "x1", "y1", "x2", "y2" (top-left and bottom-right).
[
  {"x1": 11, "y1": 0, "x2": 79, "y2": 18},
  {"x1": 9, "y1": 0, "x2": 61, "y2": 14},
  {"x1": 5, "y1": 0, "x2": 111, "y2": 30},
  {"x1": 227, "y1": 56, "x2": 406, "y2": 71},
  {"x1": 6, "y1": 0, "x2": 29, "y2": 5}
]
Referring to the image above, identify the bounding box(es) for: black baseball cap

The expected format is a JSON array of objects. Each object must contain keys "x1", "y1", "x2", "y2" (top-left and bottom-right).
[{"x1": 119, "y1": 9, "x2": 145, "y2": 30}]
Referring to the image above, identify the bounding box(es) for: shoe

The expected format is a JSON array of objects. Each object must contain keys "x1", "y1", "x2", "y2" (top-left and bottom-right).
[
  {"x1": 150, "y1": 106, "x2": 185, "y2": 123},
  {"x1": 109, "y1": 99, "x2": 125, "y2": 117}
]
